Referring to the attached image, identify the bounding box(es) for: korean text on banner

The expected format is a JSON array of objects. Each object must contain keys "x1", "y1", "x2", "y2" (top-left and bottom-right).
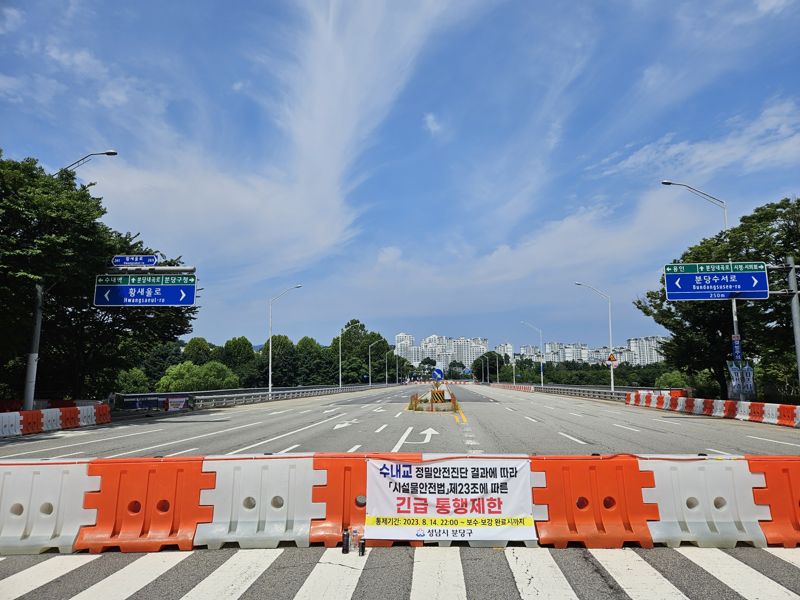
[{"x1": 364, "y1": 458, "x2": 533, "y2": 542}]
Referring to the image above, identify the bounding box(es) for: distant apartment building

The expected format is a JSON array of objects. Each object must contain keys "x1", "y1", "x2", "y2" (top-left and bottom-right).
[
  {"x1": 626, "y1": 336, "x2": 667, "y2": 365},
  {"x1": 395, "y1": 332, "x2": 415, "y2": 348},
  {"x1": 495, "y1": 343, "x2": 513, "y2": 358}
]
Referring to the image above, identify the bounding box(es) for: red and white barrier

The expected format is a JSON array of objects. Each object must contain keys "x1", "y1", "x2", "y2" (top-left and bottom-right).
[
  {"x1": 0, "y1": 404, "x2": 111, "y2": 437},
  {"x1": 0, "y1": 453, "x2": 796, "y2": 554},
  {"x1": 626, "y1": 392, "x2": 799, "y2": 428}
]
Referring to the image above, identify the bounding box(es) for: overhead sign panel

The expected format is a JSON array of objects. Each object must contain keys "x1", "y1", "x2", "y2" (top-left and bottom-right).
[
  {"x1": 94, "y1": 274, "x2": 196, "y2": 307},
  {"x1": 664, "y1": 262, "x2": 769, "y2": 301},
  {"x1": 112, "y1": 254, "x2": 158, "y2": 267}
]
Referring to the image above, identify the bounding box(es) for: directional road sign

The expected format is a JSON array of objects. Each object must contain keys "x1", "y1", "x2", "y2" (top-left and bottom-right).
[
  {"x1": 664, "y1": 262, "x2": 769, "y2": 301},
  {"x1": 94, "y1": 274, "x2": 196, "y2": 307},
  {"x1": 112, "y1": 255, "x2": 158, "y2": 267},
  {"x1": 431, "y1": 368, "x2": 444, "y2": 380}
]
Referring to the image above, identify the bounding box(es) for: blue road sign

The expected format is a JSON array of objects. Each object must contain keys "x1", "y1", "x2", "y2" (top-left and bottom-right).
[
  {"x1": 432, "y1": 368, "x2": 444, "y2": 380},
  {"x1": 664, "y1": 262, "x2": 769, "y2": 301},
  {"x1": 732, "y1": 338, "x2": 743, "y2": 361},
  {"x1": 463, "y1": 368, "x2": 472, "y2": 375},
  {"x1": 94, "y1": 274, "x2": 195, "y2": 307},
  {"x1": 112, "y1": 255, "x2": 158, "y2": 267}
]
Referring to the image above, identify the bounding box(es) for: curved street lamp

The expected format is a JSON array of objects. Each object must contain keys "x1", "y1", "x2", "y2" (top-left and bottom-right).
[
  {"x1": 61, "y1": 150, "x2": 118, "y2": 171},
  {"x1": 575, "y1": 282, "x2": 615, "y2": 393},
  {"x1": 521, "y1": 321, "x2": 545, "y2": 387},
  {"x1": 268, "y1": 285, "x2": 302, "y2": 400},
  {"x1": 368, "y1": 340, "x2": 380, "y2": 387}
]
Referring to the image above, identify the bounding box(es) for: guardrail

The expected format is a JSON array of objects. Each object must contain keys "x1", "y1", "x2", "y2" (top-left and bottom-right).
[
  {"x1": 490, "y1": 383, "x2": 628, "y2": 402},
  {"x1": 117, "y1": 384, "x2": 404, "y2": 411}
]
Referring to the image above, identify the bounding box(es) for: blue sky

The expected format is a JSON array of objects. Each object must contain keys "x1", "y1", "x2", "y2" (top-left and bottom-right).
[{"x1": 2, "y1": 0, "x2": 799, "y2": 350}]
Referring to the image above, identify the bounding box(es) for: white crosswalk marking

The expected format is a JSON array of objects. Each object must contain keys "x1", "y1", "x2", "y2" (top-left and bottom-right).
[
  {"x1": 71, "y1": 552, "x2": 192, "y2": 600},
  {"x1": 180, "y1": 549, "x2": 281, "y2": 599},
  {"x1": 677, "y1": 547, "x2": 799, "y2": 600},
  {"x1": 591, "y1": 549, "x2": 688, "y2": 599},
  {"x1": 505, "y1": 547, "x2": 578, "y2": 600},
  {"x1": 410, "y1": 547, "x2": 467, "y2": 600},
  {"x1": 766, "y1": 548, "x2": 800, "y2": 569},
  {"x1": 294, "y1": 548, "x2": 371, "y2": 600},
  {"x1": 0, "y1": 555, "x2": 98, "y2": 600}
]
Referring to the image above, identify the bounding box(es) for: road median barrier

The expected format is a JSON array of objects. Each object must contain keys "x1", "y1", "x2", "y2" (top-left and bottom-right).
[{"x1": 0, "y1": 453, "x2": 798, "y2": 554}]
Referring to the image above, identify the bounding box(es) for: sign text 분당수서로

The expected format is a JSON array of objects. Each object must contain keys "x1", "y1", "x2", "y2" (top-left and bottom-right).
[{"x1": 664, "y1": 262, "x2": 769, "y2": 301}]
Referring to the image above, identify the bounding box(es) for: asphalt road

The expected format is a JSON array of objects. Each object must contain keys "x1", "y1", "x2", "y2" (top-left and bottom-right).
[{"x1": 1, "y1": 383, "x2": 798, "y2": 459}]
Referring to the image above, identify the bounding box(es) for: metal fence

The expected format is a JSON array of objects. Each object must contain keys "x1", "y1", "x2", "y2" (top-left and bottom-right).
[{"x1": 490, "y1": 383, "x2": 628, "y2": 402}]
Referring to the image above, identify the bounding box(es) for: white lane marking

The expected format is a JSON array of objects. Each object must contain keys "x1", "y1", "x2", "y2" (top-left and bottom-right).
[
  {"x1": 50, "y1": 451, "x2": 84, "y2": 458},
  {"x1": 543, "y1": 406, "x2": 555, "y2": 410},
  {"x1": 410, "y1": 546, "x2": 467, "y2": 600},
  {"x1": 391, "y1": 427, "x2": 414, "y2": 452},
  {"x1": 276, "y1": 444, "x2": 301, "y2": 454},
  {"x1": 181, "y1": 549, "x2": 282, "y2": 600},
  {"x1": 394, "y1": 412, "x2": 402, "y2": 418},
  {"x1": 504, "y1": 407, "x2": 515, "y2": 412},
  {"x1": 604, "y1": 410, "x2": 622, "y2": 415},
  {"x1": 0, "y1": 429, "x2": 165, "y2": 458},
  {"x1": 107, "y1": 422, "x2": 263, "y2": 458},
  {"x1": 71, "y1": 552, "x2": 191, "y2": 600},
  {"x1": 295, "y1": 548, "x2": 371, "y2": 600},
  {"x1": 164, "y1": 448, "x2": 198, "y2": 457},
  {"x1": 323, "y1": 408, "x2": 338, "y2": 414},
  {"x1": 613, "y1": 424, "x2": 641, "y2": 432},
  {"x1": 299, "y1": 409, "x2": 312, "y2": 414},
  {"x1": 654, "y1": 419, "x2": 682, "y2": 426},
  {"x1": 227, "y1": 413, "x2": 346, "y2": 454},
  {"x1": 347, "y1": 445, "x2": 362, "y2": 452},
  {"x1": 464, "y1": 440, "x2": 480, "y2": 445},
  {"x1": 568, "y1": 412, "x2": 583, "y2": 417},
  {"x1": 524, "y1": 416, "x2": 538, "y2": 423},
  {"x1": 505, "y1": 547, "x2": 577, "y2": 600},
  {"x1": 267, "y1": 409, "x2": 292, "y2": 415},
  {"x1": 747, "y1": 435, "x2": 800, "y2": 448},
  {"x1": 677, "y1": 547, "x2": 797, "y2": 599},
  {"x1": 765, "y1": 548, "x2": 800, "y2": 569},
  {"x1": 558, "y1": 432, "x2": 587, "y2": 445},
  {"x1": 0, "y1": 555, "x2": 99, "y2": 599},
  {"x1": 375, "y1": 424, "x2": 387, "y2": 433},
  {"x1": 591, "y1": 549, "x2": 687, "y2": 599},
  {"x1": 705, "y1": 448, "x2": 734, "y2": 455}
]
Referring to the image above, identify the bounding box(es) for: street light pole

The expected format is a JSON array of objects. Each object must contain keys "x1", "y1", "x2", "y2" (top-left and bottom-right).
[
  {"x1": 368, "y1": 341, "x2": 380, "y2": 387},
  {"x1": 339, "y1": 322, "x2": 358, "y2": 389},
  {"x1": 521, "y1": 321, "x2": 545, "y2": 387},
  {"x1": 575, "y1": 282, "x2": 615, "y2": 393},
  {"x1": 23, "y1": 150, "x2": 118, "y2": 410},
  {"x1": 662, "y1": 180, "x2": 743, "y2": 400},
  {"x1": 385, "y1": 349, "x2": 393, "y2": 386},
  {"x1": 269, "y1": 284, "x2": 302, "y2": 401}
]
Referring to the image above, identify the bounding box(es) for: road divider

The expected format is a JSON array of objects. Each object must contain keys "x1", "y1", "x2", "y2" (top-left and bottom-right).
[
  {"x1": 626, "y1": 392, "x2": 800, "y2": 429},
  {"x1": 0, "y1": 453, "x2": 797, "y2": 554},
  {"x1": 0, "y1": 404, "x2": 112, "y2": 438}
]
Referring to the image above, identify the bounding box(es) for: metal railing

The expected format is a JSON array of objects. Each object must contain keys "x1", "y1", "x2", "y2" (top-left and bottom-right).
[{"x1": 489, "y1": 383, "x2": 628, "y2": 402}]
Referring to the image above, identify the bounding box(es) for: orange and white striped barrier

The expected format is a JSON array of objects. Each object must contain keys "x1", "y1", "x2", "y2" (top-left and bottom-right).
[{"x1": 0, "y1": 404, "x2": 111, "y2": 437}]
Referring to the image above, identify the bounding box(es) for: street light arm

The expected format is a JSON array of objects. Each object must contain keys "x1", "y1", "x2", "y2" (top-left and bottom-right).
[
  {"x1": 661, "y1": 181, "x2": 726, "y2": 210},
  {"x1": 62, "y1": 150, "x2": 118, "y2": 171},
  {"x1": 271, "y1": 284, "x2": 303, "y2": 304},
  {"x1": 520, "y1": 321, "x2": 541, "y2": 335},
  {"x1": 575, "y1": 281, "x2": 610, "y2": 301}
]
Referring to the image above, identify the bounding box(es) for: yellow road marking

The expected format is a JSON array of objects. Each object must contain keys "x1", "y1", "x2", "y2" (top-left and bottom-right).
[{"x1": 459, "y1": 408, "x2": 468, "y2": 424}]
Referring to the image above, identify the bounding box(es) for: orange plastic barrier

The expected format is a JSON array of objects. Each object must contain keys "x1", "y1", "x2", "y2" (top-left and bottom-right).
[
  {"x1": 625, "y1": 393, "x2": 632, "y2": 405},
  {"x1": 668, "y1": 397, "x2": 679, "y2": 411},
  {"x1": 669, "y1": 389, "x2": 685, "y2": 398},
  {"x1": 684, "y1": 398, "x2": 695, "y2": 413},
  {"x1": 95, "y1": 404, "x2": 111, "y2": 424},
  {"x1": 75, "y1": 458, "x2": 215, "y2": 553},
  {"x1": 59, "y1": 407, "x2": 80, "y2": 429},
  {"x1": 309, "y1": 453, "x2": 422, "y2": 548},
  {"x1": 747, "y1": 456, "x2": 800, "y2": 547},
  {"x1": 530, "y1": 455, "x2": 658, "y2": 548},
  {"x1": 655, "y1": 395, "x2": 665, "y2": 409},
  {"x1": 777, "y1": 405, "x2": 797, "y2": 427},
  {"x1": 750, "y1": 403, "x2": 765, "y2": 422},
  {"x1": 702, "y1": 399, "x2": 714, "y2": 416},
  {"x1": 723, "y1": 400, "x2": 737, "y2": 419},
  {"x1": 20, "y1": 410, "x2": 43, "y2": 434}
]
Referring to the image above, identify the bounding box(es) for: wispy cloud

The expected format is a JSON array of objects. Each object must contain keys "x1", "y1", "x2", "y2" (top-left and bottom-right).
[
  {"x1": 0, "y1": 7, "x2": 24, "y2": 35},
  {"x1": 598, "y1": 98, "x2": 800, "y2": 179},
  {"x1": 423, "y1": 112, "x2": 444, "y2": 138}
]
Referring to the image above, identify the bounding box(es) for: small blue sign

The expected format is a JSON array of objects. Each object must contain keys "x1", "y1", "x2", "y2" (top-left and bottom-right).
[
  {"x1": 463, "y1": 368, "x2": 472, "y2": 375},
  {"x1": 431, "y1": 368, "x2": 444, "y2": 380},
  {"x1": 665, "y1": 270, "x2": 769, "y2": 301},
  {"x1": 94, "y1": 284, "x2": 195, "y2": 307},
  {"x1": 112, "y1": 255, "x2": 159, "y2": 267},
  {"x1": 732, "y1": 338, "x2": 743, "y2": 361}
]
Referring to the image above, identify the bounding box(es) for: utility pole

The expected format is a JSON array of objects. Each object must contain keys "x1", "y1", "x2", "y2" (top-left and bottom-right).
[
  {"x1": 788, "y1": 256, "x2": 800, "y2": 389},
  {"x1": 22, "y1": 283, "x2": 44, "y2": 411}
]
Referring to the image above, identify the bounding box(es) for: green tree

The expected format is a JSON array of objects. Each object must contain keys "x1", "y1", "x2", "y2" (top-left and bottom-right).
[
  {"x1": 183, "y1": 337, "x2": 213, "y2": 365},
  {"x1": 258, "y1": 335, "x2": 297, "y2": 387},
  {"x1": 296, "y1": 336, "x2": 326, "y2": 385},
  {"x1": 115, "y1": 367, "x2": 150, "y2": 393},
  {"x1": 635, "y1": 197, "x2": 800, "y2": 401},
  {"x1": 220, "y1": 336, "x2": 256, "y2": 386},
  {"x1": 446, "y1": 360, "x2": 465, "y2": 379},
  {"x1": 0, "y1": 152, "x2": 196, "y2": 399},
  {"x1": 156, "y1": 360, "x2": 238, "y2": 392},
  {"x1": 654, "y1": 370, "x2": 689, "y2": 389}
]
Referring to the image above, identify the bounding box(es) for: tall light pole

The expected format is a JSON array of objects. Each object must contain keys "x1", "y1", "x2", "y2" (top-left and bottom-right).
[
  {"x1": 575, "y1": 282, "x2": 614, "y2": 393},
  {"x1": 396, "y1": 354, "x2": 400, "y2": 384},
  {"x1": 269, "y1": 284, "x2": 302, "y2": 401},
  {"x1": 521, "y1": 321, "x2": 545, "y2": 387},
  {"x1": 24, "y1": 150, "x2": 118, "y2": 411},
  {"x1": 385, "y1": 349, "x2": 393, "y2": 386},
  {"x1": 339, "y1": 322, "x2": 359, "y2": 389},
  {"x1": 482, "y1": 356, "x2": 489, "y2": 383},
  {"x1": 662, "y1": 180, "x2": 744, "y2": 400},
  {"x1": 368, "y1": 341, "x2": 380, "y2": 387}
]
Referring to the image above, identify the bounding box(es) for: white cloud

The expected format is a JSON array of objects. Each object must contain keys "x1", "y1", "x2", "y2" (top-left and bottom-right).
[
  {"x1": 0, "y1": 7, "x2": 24, "y2": 34},
  {"x1": 0, "y1": 73, "x2": 66, "y2": 106},
  {"x1": 423, "y1": 112, "x2": 443, "y2": 137},
  {"x1": 600, "y1": 98, "x2": 800, "y2": 178}
]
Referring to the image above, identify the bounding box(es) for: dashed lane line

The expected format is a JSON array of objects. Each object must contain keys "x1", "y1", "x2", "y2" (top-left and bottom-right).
[
  {"x1": 558, "y1": 432, "x2": 587, "y2": 445},
  {"x1": 276, "y1": 444, "x2": 301, "y2": 454},
  {"x1": 524, "y1": 416, "x2": 538, "y2": 423},
  {"x1": 164, "y1": 448, "x2": 198, "y2": 457},
  {"x1": 705, "y1": 448, "x2": 734, "y2": 455},
  {"x1": 746, "y1": 435, "x2": 800, "y2": 448},
  {"x1": 227, "y1": 413, "x2": 346, "y2": 454},
  {"x1": 0, "y1": 428, "x2": 165, "y2": 458},
  {"x1": 375, "y1": 424, "x2": 387, "y2": 433},
  {"x1": 347, "y1": 445, "x2": 362, "y2": 452},
  {"x1": 612, "y1": 424, "x2": 640, "y2": 432},
  {"x1": 391, "y1": 427, "x2": 414, "y2": 452},
  {"x1": 107, "y1": 422, "x2": 263, "y2": 458}
]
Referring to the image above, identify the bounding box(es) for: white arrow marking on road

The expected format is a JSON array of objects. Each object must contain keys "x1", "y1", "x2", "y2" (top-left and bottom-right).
[
  {"x1": 104, "y1": 290, "x2": 110, "y2": 301},
  {"x1": 333, "y1": 419, "x2": 360, "y2": 430},
  {"x1": 403, "y1": 427, "x2": 440, "y2": 445},
  {"x1": 180, "y1": 289, "x2": 186, "y2": 301},
  {"x1": 675, "y1": 277, "x2": 681, "y2": 289},
  {"x1": 752, "y1": 276, "x2": 759, "y2": 287}
]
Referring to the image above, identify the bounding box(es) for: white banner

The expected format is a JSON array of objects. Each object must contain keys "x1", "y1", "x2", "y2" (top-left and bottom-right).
[{"x1": 364, "y1": 458, "x2": 533, "y2": 541}]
